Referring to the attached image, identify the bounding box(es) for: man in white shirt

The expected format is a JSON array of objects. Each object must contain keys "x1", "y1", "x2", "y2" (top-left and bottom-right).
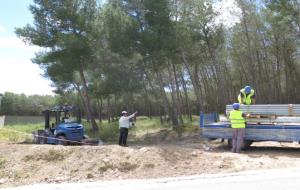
[{"x1": 119, "y1": 110, "x2": 138, "y2": 147}]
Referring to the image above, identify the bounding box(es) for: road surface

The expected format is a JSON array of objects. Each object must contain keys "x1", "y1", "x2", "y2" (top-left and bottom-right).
[{"x1": 4, "y1": 168, "x2": 300, "y2": 190}]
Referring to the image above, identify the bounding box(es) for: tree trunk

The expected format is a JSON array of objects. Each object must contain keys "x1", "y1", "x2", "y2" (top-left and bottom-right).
[
  {"x1": 113, "y1": 95, "x2": 118, "y2": 122},
  {"x1": 107, "y1": 97, "x2": 111, "y2": 123},
  {"x1": 155, "y1": 69, "x2": 172, "y2": 124},
  {"x1": 97, "y1": 98, "x2": 103, "y2": 123},
  {"x1": 179, "y1": 69, "x2": 192, "y2": 121},
  {"x1": 240, "y1": 2, "x2": 256, "y2": 87},
  {"x1": 72, "y1": 82, "x2": 88, "y2": 119},
  {"x1": 180, "y1": 49, "x2": 203, "y2": 111},
  {"x1": 202, "y1": 24, "x2": 226, "y2": 111},
  {"x1": 142, "y1": 77, "x2": 152, "y2": 118},
  {"x1": 78, "y1": 69, "x2": 98, "y2": 132},
  {"x1": 144, "y1": 67, "x2": 166, "y2": 122},
  {"x1": 159, "y1": 106, "x2": 164, "y2": 124},
  {"x1": 171, "y1": 62, "x2": 184, "y2": 126},
  {"x1": 167, "y1": 63, "x2": 179, "y2": 129}
]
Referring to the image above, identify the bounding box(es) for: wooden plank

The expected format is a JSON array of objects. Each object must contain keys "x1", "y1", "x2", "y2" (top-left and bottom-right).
[{"x1": 249, "y1": 114, "x2": 276, "y2": 119}]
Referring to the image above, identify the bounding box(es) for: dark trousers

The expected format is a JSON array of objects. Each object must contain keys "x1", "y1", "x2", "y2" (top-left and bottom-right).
[
  {"x1": 231, "y1": 128, "x2": 245, "y2": 153},
  {"x1": 119, "y1": 127, "x2": 128, "y2": 146}
]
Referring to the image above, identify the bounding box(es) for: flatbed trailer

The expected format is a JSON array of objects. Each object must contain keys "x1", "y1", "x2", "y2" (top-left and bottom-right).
[{"x1": 200, "y1": 104, "x2": 300, "y2": 148}]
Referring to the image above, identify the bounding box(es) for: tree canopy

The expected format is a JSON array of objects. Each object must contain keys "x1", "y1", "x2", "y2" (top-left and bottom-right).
[{"x1": 14, "y1": 0, "x2": 300, "y2": 131}]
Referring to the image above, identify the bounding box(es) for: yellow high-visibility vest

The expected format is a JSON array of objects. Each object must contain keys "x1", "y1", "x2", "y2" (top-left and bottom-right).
[
  {"x1": 238, "y1": 89, "x2": 255, "y2": 105},
  {"x1": 229, "y1": 110, "x2": 245, "y2": 128}
]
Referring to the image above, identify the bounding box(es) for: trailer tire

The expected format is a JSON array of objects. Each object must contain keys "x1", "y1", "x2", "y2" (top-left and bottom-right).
[
  {"x1": 228, "y1": 139, "x2": 252, "y2": 150},
  {"x1": 207, "y1": 138, "x2": 217, "y2": 141},
  {"x1": 36, "y1": 130, "x2": 46, "y2": 144},
  {"x1": 57, "y1": 135, "x2": 67, "y2": 145},
  {"x1": 83, "y1": 135, "x2": 89, "y2": 139},
  {"x1": 227, "y1": 139, "x2": 232, "y2": 149},
  {"x1": 32, "y1": 132, "x2": 38, "y2": 144},
  {"x1": 242, "y1": 140, "x2": 253, "y2": 150}
]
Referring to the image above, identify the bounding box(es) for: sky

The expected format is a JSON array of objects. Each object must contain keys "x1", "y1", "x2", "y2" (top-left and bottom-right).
[
  {"x1": 0, "y1": 0, "x2": 55, "y2": 96},
  {"x1": 0, "y1": 0, "x2": 240, "y2": 96},
  {"x1": 214, "y1": 0, "x2": 241, "y2": 28}
]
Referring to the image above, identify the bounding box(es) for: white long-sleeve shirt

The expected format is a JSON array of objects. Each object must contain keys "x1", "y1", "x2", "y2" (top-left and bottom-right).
[{"x1": 119, "y1": 113, "x2": 136, "y2": 128}]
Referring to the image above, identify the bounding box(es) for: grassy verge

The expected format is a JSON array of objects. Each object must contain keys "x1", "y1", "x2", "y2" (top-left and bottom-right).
[
  {"x1": 82, "y1": 120, "x2": 119, "y2": 142},
  {"x1": 0, "y1": 124, "x2": 43, "y2": 142},
  {"x1": 84, "y1": 115, "x2": 200, "y2": 143},
  {"x1": 82, "y1": 116, "x2": 172, "y2": 143},
  {"x1": 0, "y1": 116, "x2": 200, "y2": 143}
]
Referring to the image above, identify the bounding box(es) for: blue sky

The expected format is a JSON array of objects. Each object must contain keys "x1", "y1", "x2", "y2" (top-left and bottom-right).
[{"x1": 0, "y1": 0, "x2": 54, "y2": 95}]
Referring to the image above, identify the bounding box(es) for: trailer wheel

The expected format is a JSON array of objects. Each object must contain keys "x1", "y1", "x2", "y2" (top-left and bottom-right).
[
  {"x1": 83, "y1": 135, "x2": 89, "y2": 139},
  {"x1": 32, "y1": 132, "x2": 38, "y2": 144},
  {"x1": 57, "y1": 135, "x2": 67, "y2": 145},
  {"x1": 242, "y1": 140, "x2": 253, "y2": 150},
  {"x1": 227, "y1": 139, "x2": 232, "y2": 149},
  {"x1": 36, "y1": 130, "x2": 46, "y2": 144},
  {"x1": 38, "y1": 137, "x2": 46, "y2": 144},
  {"x1": 228, "y1": 139, "x2": 252, "y2": 150}
]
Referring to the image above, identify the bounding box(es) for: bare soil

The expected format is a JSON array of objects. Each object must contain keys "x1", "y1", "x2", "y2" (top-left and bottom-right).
[{"x1": 1, "y1": 129, "x2": 300, "y2": 188}]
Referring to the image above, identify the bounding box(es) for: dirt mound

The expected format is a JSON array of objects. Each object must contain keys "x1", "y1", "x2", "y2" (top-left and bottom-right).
[
  {"x1": 1, "y1": 132, "x2": 300, "y2": 188},
  {"x1": 138, "y1": 129, "x2": 179, "y2": 144}
]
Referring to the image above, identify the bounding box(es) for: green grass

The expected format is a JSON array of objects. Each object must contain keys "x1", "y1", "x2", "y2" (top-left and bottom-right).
[
  {"x1": 84, "y1": 116, "x2": 200, "y2": 142},
  {"x1": 83, "y1": 120, "x2": 119, "y2": 142},
  {"x1": 0, "y1": 115, "x2": 200, "y2": 143},
  {"x1": 4, "y1": 116, "x2": 44, "y2": 125},
  {"x1": 0, "y1": 124, "x2": 43, "y2": 142},
  {"x1": 82, "y1": 116, "x2": 172, "y2": 143}
]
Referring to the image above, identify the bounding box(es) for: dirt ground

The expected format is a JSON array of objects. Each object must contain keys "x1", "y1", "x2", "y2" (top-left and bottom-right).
[{"x1": 1, "y1": 130, "x2": 300, "y2": 188}]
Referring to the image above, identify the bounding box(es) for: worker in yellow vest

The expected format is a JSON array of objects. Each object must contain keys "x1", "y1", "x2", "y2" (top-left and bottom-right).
[
  {"x1": 229, "y1": 103, "x2": 246, "y2": 153},
  {"x1": 238, "y1": 86, "x2": 255, "y2": 105}
]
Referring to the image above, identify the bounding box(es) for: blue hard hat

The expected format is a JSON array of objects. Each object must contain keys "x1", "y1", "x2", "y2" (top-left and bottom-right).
[
  {"x1": 244, "y1": 86, "x2": 251, "y2": 94},
  {"x1": 232, "y1": 103, "x2": 240, "y2": 110}
]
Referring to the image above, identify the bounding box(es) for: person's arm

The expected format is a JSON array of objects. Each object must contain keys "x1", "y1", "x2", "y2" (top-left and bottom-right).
[
  {"x1": 242, "y1": 113, "x2": 249, "y2": 126},
  {"x1": 238, "y1": 93, "x2": 244, "y2": 104},
  {"x1": 125, "y1": 111, "x2": 138, "y2": 119},
  {"x1": 242, "y1": 112, "x2": 251, "y2": 118},
  {"x1": 252, "y1": 93, "x2": 256, "y2": 104}
]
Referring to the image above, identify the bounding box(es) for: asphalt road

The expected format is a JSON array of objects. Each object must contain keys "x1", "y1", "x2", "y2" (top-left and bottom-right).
[{"x1": 4, "y1": 168, "x2": 300, "y2": 190}]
